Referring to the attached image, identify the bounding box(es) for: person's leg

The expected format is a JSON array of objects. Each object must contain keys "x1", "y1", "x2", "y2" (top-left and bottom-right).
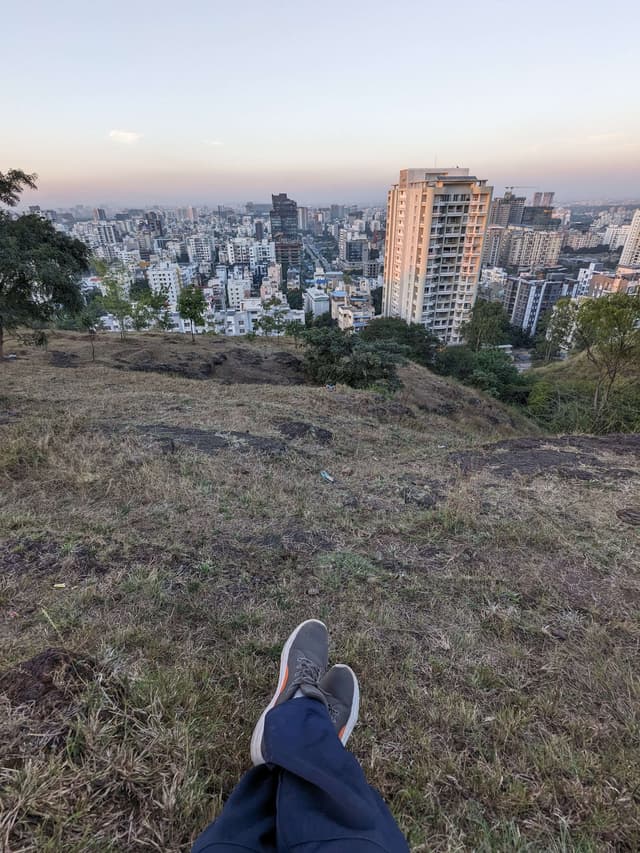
[
  {"x1": 191, "y1": 765, "x2": 277, "y2": 853},
  {"x1": 265, "y1": 696, "x2": 409, "y2": 853}
]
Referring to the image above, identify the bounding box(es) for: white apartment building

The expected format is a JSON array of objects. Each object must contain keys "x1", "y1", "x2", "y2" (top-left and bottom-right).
[
  {"x1": 576, "y1": 262, "x2": 604, "y2": 297},
  {"x1": 226, "y1": 278, "x2": 252, "y2": 309},
  {"x1": 148, "y1": 262, "x2": 183, "y2": 310},
  {"x1": 187, "y1": 235, "x2": 214, "y2": 265},
  {"x1": 503, "y1": 227, "x2": 562, "y2": 269},
  {"x1": 304, "y1": 286, "x2": 331, "y2": 318},
  {"x1": 225, "y1": 238, "x2": 276, "y2": 269},
  {"x1": 383, "y1": 168, "x2": 492, "y2": 344},
  {"x1": 620, "y1": 210, "x2": 640, "y2": 266},
  {"x1": 603, "y1": 224, "x2": 630, "y2": 250}
]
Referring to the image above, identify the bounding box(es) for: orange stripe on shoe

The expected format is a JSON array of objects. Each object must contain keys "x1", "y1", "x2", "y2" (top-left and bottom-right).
[
  {"x1": 277, "y1": 664, "x2": 289, "y2": 696},
  {"x1": 338, "y1": 725, "x2": 346, "y2": 741}
]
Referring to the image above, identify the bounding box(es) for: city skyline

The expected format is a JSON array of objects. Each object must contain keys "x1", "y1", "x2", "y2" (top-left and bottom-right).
[{"x1": 4, "y1": 0, "x2": 640, "y2": 207}]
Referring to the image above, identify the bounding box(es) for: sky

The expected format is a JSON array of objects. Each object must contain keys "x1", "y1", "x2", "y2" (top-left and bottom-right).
[{"x1": 3, "y1": 0, "x2": 639, "y2": 208}]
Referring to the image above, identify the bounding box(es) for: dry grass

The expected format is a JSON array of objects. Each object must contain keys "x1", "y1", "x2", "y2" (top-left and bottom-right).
[{"x1": 1, "y1": 332, "x2": 639, "y2": 851}]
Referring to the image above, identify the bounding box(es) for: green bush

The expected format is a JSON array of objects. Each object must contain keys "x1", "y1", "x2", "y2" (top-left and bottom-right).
[{"x1": 302, "y1": 326, "x2": 405, "y2": 389}]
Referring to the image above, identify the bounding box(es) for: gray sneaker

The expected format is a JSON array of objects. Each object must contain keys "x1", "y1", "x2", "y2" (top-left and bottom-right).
[
  {"x1": 250, "y1": 619, "x2": 329, "y2": 765},
  {"x1": 318, "y1": 664, "x2": 360, "y2": 746}
]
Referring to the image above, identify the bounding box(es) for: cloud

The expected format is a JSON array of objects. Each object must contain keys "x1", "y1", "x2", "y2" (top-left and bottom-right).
[
  {"x1": 204, "y1": 139, "x2": 223, "y2": 146},
  {"x1": 109, "y1": 129, "x2": 142, "y2": 144}
]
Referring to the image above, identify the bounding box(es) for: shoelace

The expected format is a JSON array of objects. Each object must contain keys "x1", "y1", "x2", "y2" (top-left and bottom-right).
[
  {"x1": 327, "y1": 702, "x2": 340, "y2": 724},
  {"x1": 293, "y1": 655, "x2": 322, "y2": 687}
]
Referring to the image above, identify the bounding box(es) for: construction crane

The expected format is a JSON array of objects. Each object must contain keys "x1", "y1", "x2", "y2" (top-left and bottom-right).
[{"x1": 504, "y1": 185, "x2": 537, "y2": 193}]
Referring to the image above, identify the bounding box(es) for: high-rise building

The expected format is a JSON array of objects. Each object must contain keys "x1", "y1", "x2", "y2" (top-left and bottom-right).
[
  {"x1": 499, "y1": 227, "x2": 562, "y2": 270},
  {"x1": 93, "y1": 208, "x2": 107, "y2": 221},
  {"x1": 270, "y1": 193, "x2": 302, "y2": 272},
  {"x1": 148, "y1": 262, "x2": 183, "y2": 310},
  {"x1": 620, "y1": 209, "x2": 640, "y2": 266},
  {"x1": 383, "y1": 167, "x2": 492, "y2": 344},
  {"x1": 270, "y1": 193, "x2": 299, "y2": 239},
  {"x1": 532, "y1": 191, "x2": 555, "y2": 207},
  {"x1": 489, "y1": 191, "x2": 525, "y2": 227},
  {"x1": 297, "y1": 206, "x2": 309, "y2": 231},
  {"x1": 255, "y1": 220, "x2": 264, "y2": 241},
  {"x1": 187, "y1": 235, "x2": 214, "y2": 266}
]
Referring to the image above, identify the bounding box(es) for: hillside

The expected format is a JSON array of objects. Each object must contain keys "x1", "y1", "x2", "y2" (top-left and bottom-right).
[{"x1": 1, "y1": 332, "x2": 639, "y2": 851}]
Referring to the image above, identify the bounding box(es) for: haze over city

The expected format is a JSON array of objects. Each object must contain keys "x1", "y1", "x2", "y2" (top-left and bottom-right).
[{"x1": 4, "y1": 0, "x2": 640, "y2": 206}]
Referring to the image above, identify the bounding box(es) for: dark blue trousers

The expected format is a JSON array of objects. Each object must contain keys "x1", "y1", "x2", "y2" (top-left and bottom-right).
[{"x1": 192, "y1": 697, "x2": 409, "y2": 852}]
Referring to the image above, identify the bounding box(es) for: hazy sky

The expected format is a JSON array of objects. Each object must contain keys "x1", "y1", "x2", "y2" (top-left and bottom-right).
[{"x1": 3, "y1": 0, "x2": 639, "y2": 207}]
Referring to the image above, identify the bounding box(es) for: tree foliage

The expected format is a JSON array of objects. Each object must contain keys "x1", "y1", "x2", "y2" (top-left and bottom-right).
[
  {"x1": 534, "y1": 299, "x2": 578, "y2": 364},
  {"x1": 177, "y1": 286, "x2": 206, "y2": 342},
  {"x1": 0, "y1": 171, "x2": 88, "y2": 355},
  {"x1": 461, "y1": 299, "x2": 511, "y2": 351},
  {"x1": 99, "y1": 275, "x2": 132, "y2": 340},
  {"x1": 303, "y1": 326, "x2": 405, "y2": 389},
  {"x1": 0, "y1": 169, "x2": 38, "y2": 207},
  {"x1": 435, "y1": 344, "x2": 531, "y2": 404},
  {"x1": 361, "y1": 317, "x2": 439, "y2": 366},
  {"x1": 574, "y1": 293, "x2": 640, "y2": 416}
]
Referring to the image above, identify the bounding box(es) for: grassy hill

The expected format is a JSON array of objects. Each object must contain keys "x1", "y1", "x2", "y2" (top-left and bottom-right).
[{"x1": 1, "y1": 332, "x2": 639, "y2": 851}]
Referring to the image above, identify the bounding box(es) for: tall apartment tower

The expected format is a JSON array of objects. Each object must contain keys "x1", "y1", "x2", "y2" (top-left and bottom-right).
[
  {"x1": 532, "y1": 191, "x2": 555, "y2": 207},
  {"x1": 620, "y1": 209, "x2": 640, "y2": 266},
  {"x1": 270, "y1": 193, "x2": 302, "y2": 272},
  {"x1": 383, "y1": 168, "x2": 492, "y2": 344}
]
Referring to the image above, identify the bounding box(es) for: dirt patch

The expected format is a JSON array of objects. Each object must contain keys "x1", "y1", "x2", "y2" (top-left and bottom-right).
[
  {"x1": 0, "y1": 648, "x2": 96, "y2": 712},
  {"x1": 49, "y1": 351, "x2": 79, "y2": 368},
  {"x1": 277, "y1": 421, "x2": 333, "y2": 444},
  {"x1": 451, "y1": 435, "x2": 640, "y2": 480},
  {"x1": 140, "y1": 424, "x2": 287, "y2": 456},
  {"x1": 0, "y1": 538, "x2": 111, "y2": 578},
  {"x1": 113, "y1": 345, "x2": 305, "y2": 384}
]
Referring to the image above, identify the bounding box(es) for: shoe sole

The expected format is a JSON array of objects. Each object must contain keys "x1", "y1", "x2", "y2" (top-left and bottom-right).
[
  {"x1": 250, "y1": 618, "x2": 327, "y2": 766},
  {"x1": 333, "y1": 664, "x2": 360, "y2": 746}
]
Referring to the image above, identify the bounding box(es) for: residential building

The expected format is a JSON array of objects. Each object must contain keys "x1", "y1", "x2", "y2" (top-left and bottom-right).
[
  {"x1": 576, "y1": 262, "x2": 604, "y2": 297},
  {"x1": 562, "y1": 230, "x2": 602, "y2": 251},
  {"x1": 620, "y1": 210, "x2": 640, "y2": 266},
  {"x1": 148, "y1": 262, "x2": 183, "y2": 309},
  {"x1": 297, "y1": 206, "x2": 309, "y2": 231},
  {"x1": 482, "y1": 225, "x2": 505, "y2": 267},
  {"x1": 337, "y1": 303, "x2": 374, "y2": 332},
  {"x1": 186, "y1": 235, "x2": 213, "y2": 266},
  {"x1": 489, "y1": 191, "x2": 525, "y2": 227},
  {"x1": 226, "y1": 277, "x2": 253, "y2": 309},
  {"x1": 532, "y1": 192, "x2": 555, "y2": 207},
  {"x1": 603, "y1": 224, "x2": 630, "y2": 250},
  {"x1": 270, "y1": 193, "x2": 302, "y2": 272},
  {"x1": 510, "y1": 271, "x2": 578, "y2": 335},
  {"x1": 304, "y1": 286, "x2": 331, "y2": 318},
  {"x1": 500, "y1": 227, "x2": 562, "y2": 269},
  {"x1": 383, "y1": 167, "x2": 492, "y2": 344},
  {"x1": 522, "y1": 206, "x2": 558, "y2": 230}
]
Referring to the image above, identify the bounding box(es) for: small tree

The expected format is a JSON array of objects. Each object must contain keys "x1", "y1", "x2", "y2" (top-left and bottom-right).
[
  {"x1": 286, "y1": 289, "x2": 303, "y2": 310},
  {"x1": 100, "y1": 275, "x2": 132, "y2": 340},
  {"x1": 574, "y1": 293, "x2": 640, "y2": 417},
  {"x1": 0, "y1": 170, "x2": 88, "y2": 356},
  {"x1": 361, "y1": 317, "x2": 439, "y2": 366},
  {"x1": 284, "y1": 319, "x2": 304, "y2": 347},
  {"x1": 535, "y1": 298, "x2": 578, "y2": 363},
  {"x1": 78, "y1": 302, "x2": 104, "y2": 361},
  {"x1": 461, "y1": 298, "x2": 510, "y2": 352},
  {"x1": 254, "y1": 315, "x2": 277, "y2": 337},
  {"x1": 177, "y1": 286, "x2": 206, "y2": 342}
]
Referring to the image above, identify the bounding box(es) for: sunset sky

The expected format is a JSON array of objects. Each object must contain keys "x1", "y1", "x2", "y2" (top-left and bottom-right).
[{"x1": 4, "y1": 0, "x2": 639, "y2": 207}]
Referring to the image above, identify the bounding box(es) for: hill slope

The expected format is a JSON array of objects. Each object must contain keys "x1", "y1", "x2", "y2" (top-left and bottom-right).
[{"x1": 1, "y1": 333, "x2": 639, "y2": 851}]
